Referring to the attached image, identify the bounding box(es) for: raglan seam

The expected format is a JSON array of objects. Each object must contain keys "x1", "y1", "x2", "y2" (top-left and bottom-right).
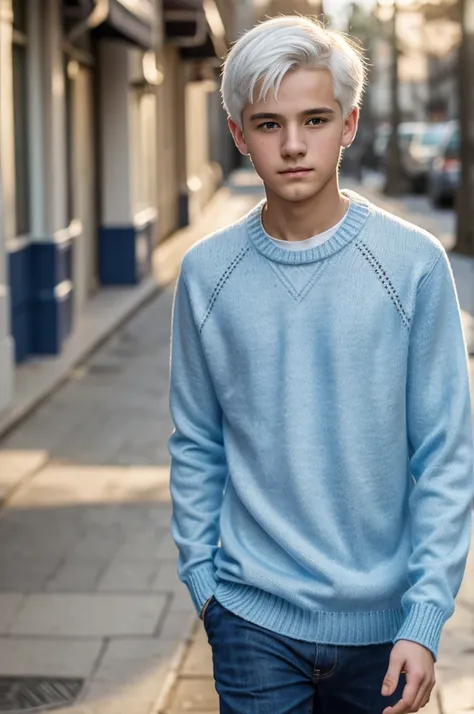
[
  {"x1": 355, "y1": 241, "x2": 411, "y2": 332},
  {"x1": 199, "y1": 245, "x2": 251, "y2": 333}
]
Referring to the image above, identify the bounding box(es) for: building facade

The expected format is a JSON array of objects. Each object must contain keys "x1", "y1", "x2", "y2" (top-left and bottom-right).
[{"x1": 0, "y1": 0, "x2": 235, "y2": 416}]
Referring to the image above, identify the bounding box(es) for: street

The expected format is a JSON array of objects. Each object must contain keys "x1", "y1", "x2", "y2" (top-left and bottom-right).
[{"x1": 0, "y1": 176, "x2": 473, "y2": 714}]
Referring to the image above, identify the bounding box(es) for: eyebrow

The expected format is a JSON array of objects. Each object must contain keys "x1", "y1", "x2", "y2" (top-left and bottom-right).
[{"x1": 249, "y1": 107, "x2": 335, "y2": 121}]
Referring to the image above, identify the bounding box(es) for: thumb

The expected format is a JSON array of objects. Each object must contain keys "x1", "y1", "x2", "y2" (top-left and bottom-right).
[{"x1": 382, "y1": 652, "x2": 404, "y2": 696}]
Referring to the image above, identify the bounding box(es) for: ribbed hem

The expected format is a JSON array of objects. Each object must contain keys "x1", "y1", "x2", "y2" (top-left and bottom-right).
[
  {"x1": 246, "y1": 189, "x2": 373, "y2": 265},
  {"x1": 393, "y1": 603, "x2": 448, "y2": 661},
  {"x1": 185, "y1": 563, "x2": 218, "y2": 613},
  {"x1": 215, "y1": 581, "x2": 405, "y2": 645}
]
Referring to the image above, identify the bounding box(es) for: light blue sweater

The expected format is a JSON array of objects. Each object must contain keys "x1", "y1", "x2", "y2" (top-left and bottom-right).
[{"x1": 168, "y1": 189, "x2": 473, "y2": 660}]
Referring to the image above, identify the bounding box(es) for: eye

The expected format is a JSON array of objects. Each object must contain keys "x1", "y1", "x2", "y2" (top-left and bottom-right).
[
  {"x1": 257, "y1": 121, "x2": 279, "y2": 130},
  {"x1": 307, "y1": 117, "x2": 327, "y2": 126}
]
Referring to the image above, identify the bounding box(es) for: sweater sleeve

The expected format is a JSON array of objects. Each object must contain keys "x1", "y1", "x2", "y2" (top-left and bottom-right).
[
  {"x1": 168, "y1": 263, "x2": 227, "y2": 614},
  {"x1": 393, "y1": 251, "x2": 474, "y2": 660}
]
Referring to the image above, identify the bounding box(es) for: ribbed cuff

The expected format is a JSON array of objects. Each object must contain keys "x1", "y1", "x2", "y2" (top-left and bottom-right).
[
  {"x1": 393, "y1": 603, "x2": 448, "y2": 661},
  {"x1": 185, "y1": 562, "x2": 218, "y2": 614}
]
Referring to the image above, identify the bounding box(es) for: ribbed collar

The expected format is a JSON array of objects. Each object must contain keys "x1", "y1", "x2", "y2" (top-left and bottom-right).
[{"x1": 246, "y1": 189, "x2": 372, "y2": 265}]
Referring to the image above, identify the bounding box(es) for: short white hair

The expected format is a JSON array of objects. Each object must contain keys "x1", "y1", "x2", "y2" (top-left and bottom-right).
[{"x1": 221, "y1": 15, "x2": 367, "y2": 127}]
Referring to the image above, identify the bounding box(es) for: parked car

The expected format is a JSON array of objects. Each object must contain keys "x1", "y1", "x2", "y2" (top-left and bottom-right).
[
  {"x1": 373, "y1": 122, "x2": 426, "y2": 173},
  {"x1": 427, "y1": 121, "x2": 460, "y2": 207},
  {"x1": 403, "y1": 122, "x2": 448, "y2": 193}
]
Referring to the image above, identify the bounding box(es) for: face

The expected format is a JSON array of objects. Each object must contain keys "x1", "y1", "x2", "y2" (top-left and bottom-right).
[{"x1": 229, "y1": 67, "x2": 358, "y2": 203}]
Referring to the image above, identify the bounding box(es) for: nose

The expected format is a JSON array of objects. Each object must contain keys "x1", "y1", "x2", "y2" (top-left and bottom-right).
[{"x1": 281, "y1": 124, "x2": 307, "y2": 159}]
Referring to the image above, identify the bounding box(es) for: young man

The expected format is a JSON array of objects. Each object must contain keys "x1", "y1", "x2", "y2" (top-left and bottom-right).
[{"x1": 168, "y1": 15, "x2": 474, "y2": 714}]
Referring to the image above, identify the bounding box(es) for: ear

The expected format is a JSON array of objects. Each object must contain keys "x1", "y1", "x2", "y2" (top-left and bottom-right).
[
  {"x1": 228, "y1": 118, "x2": 250, "y2": 155},
  {"x1": 341, "y1": 107, "x2": 359, "y2": 149}
]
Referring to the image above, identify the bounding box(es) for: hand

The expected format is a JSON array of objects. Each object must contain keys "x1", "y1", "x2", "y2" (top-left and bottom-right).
[
  {"x1": 199, "y1": 596, "x2": 214, "y2": 621},
  {"x1": 382, "y1": 640, "x2": 435, "y2": 714}
]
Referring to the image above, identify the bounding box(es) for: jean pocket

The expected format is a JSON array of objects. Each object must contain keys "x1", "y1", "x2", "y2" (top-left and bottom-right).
[{"x1": 203, "y1": 596, "x2": 218, "y2": 628}]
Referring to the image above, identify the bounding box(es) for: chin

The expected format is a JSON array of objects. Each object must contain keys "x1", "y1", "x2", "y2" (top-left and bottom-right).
[{"x1": 272, "y1": 185, "x2": 323, "y2": 203}]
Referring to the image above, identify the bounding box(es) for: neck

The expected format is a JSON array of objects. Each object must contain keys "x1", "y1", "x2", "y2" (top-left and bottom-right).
[{"x1": 261, "y1": 174, "x2": 349, "y2": 243}]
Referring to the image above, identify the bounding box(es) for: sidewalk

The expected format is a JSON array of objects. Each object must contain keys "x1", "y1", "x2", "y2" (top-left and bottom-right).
[{"x1": 0, "y1": 178, "x2": 262, "y2": 714}]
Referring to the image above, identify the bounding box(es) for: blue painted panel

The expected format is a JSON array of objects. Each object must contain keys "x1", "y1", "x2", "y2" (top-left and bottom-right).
[
  {"x1": 31, "y1": 240, "x2": 73, "y2": 292},
  {"x1": 8, "y1": 243, "x2": 32, "y2": 308},
  {"x1": 99, "y1": 226, "x2": 136, "y2": 285},
  {"x1": 8, "y1": 238, "x2": 75, "y2": 361},
  {"x1": 31, "y1": 282, "x2": 74, "y2": 355},
  {"x1": 99, "y1": 219, "x2": 155, "y2": 285}
]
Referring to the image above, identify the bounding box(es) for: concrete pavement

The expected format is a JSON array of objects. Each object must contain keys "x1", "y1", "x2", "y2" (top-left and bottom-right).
[
  {"x1": 0, "y1": 179, "x2": 262, "y2": 714},
  {"x1": 0, "y1": 173, "x2": 473, "y2": 714}
]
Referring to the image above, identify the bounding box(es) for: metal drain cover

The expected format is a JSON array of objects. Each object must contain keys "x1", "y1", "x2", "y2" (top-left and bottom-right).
[{"x1": 0, "y1": 677, "x2": 83, "y2": 712}]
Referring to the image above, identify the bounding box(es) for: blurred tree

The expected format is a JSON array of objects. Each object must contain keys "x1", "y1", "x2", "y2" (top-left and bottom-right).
[
  {"x1": 340, "y1": 3, "x2": 378, "y2": 177},
  {"x1": 455, "y1": 0, "x2": 474, "y2": 255},
  {"x1": 377, "y1": 0, "x2": 406, "y2": 195},
  {"x1": 416, "y1": 1, "x2": 474, "y2": 254}
]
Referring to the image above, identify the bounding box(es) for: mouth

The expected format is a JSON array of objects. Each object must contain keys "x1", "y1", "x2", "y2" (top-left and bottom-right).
[{"x1": 279, "y1": 167, "x2": 313, "y2": 176}]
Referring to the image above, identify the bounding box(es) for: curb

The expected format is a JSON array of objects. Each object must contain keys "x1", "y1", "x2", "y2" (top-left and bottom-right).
[{"x1": 153, "y1": 620, "x2": 201, "y2": 714}]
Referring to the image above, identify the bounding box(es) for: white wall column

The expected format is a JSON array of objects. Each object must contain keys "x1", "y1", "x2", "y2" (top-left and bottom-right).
[
  {"x1": 35, "y1": 0, "x2": 68, "y2": 237},
  {"x1": 99, "y1": 41, "x2": 134, "y2": 227},
  {"x1": 26, "y1": 0, "x2": 72, "y2": 357},
  {"x1": 0, "y1": 0, "x2": 16, "y2": 412},
  {"x1": 98, "y1": 41, "x2": 156, "y2": 285}
]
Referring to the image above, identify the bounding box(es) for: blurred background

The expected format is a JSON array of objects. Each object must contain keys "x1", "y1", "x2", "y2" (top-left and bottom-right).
[{"x1": 0, "y1": 3, "x2": 473, "y2": 714}]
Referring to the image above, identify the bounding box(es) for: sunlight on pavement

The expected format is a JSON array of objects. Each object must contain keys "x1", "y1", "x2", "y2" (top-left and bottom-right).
[
  {"x1": 0, "y1": 450, "x2": 50, "y2": 505},
  {"x1": 6, "y1": 464, "x2": 172, "y2": 509}
]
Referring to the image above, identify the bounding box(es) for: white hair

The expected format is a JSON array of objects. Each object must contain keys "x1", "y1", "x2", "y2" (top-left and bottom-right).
[{"x1": 221, "y1": 15, "x2": 367, "y2": 127}]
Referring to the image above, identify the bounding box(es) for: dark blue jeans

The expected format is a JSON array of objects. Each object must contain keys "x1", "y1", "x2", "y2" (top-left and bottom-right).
[{"x1": 204, "y1": 597, "x2": 407, "y2": 714}]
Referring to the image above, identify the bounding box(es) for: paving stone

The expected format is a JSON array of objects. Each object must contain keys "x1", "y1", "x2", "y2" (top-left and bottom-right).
[
  {"x1": 0, "y1": 593, "x2": 25, "y2": 632},
  {"x1": 158, "y1": 609, "x2": 197, "y2": 642},
  {"x1": 9, "y1": 593, "x2": 167, "y2": 637},
  {"x1": 0, "y1": 557, "x2": 61, "y2": 592},
  {"x1": 0, "y1": 449, "x2": 48, "y2": 502},
  {"x1": 9, "y1": 464, "x2": 165, "y2": 508},
  {"x1": 180, "y1": 626, "x2": 213, "y2": 677},
  {"x1": 46, "y1": 559, "x2": 108, "y2": 592},
  {"x1": 97, "y1": 559, "x2": 159, "y2": 592},
  {"x1": 69, "y1": 531, "x2": 124, "y2": 560},
  {"x1": 82, "y1": 667, "x2": 169, "y2": 707},
  {"x1": 151, "y1": 564, "x2": 182, "y2": 591},
  {"x1": 0, "y1": 524, "x2": 79, "y2": 560},
  {"x1": 113, "y1": 533, "x2": 163, "y2": 562},
  {"x1": 92, "y1": 638, "x2": 183, "y2": 681},
  {"x1": 167, "y1": 678, "x2": 218, "y2": 712},
  {"x1": 0, "y1": 637, "x2": 103, "y2": 677},
  {"x1": 154, "y1": 537, "x2": 179, "y2": 561}
]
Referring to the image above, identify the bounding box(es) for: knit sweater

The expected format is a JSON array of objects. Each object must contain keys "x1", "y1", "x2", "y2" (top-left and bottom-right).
[{"x1": 168, "y1": 189, "x2": 473, "y2": 660}]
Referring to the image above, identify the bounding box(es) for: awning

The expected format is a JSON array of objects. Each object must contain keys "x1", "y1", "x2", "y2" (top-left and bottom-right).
[
  {"x1": 163, "y1": 0, "x2": 227, "y2": 59},
  {"x1": 64, "y1": 0, "x2": 157, "y2": 50}
]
